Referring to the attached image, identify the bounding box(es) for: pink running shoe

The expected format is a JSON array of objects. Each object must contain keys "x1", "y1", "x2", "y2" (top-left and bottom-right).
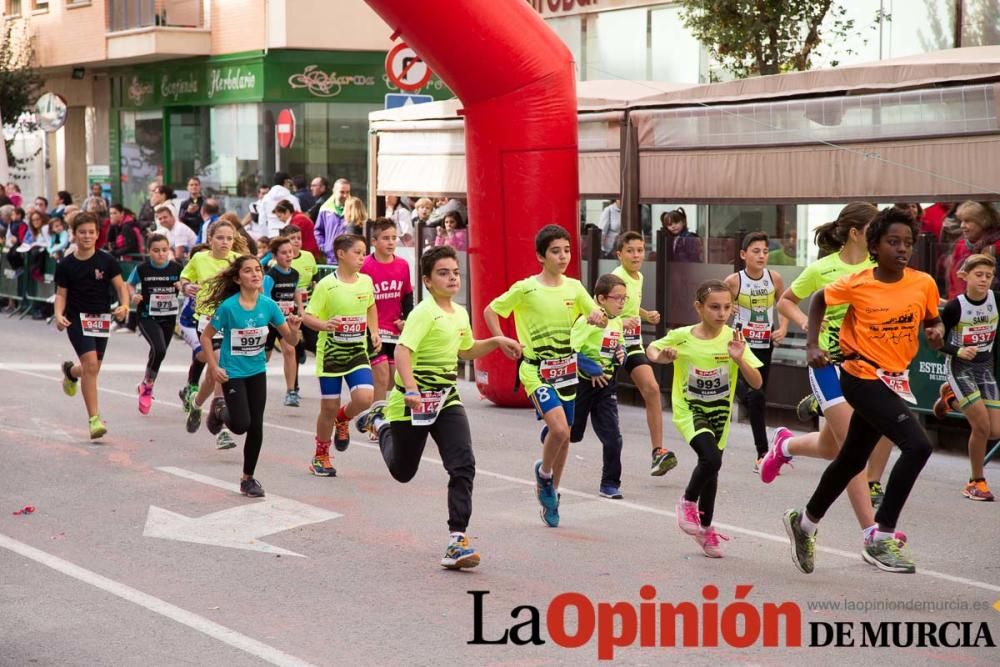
[
  {"x1": 760, "y1": 427, "x2": 794, "y2": 484},
  {"x1": 137, "y1": 382, "x2": 154, "y2": 416},
  {"x1": 676, "y1": 496, "x2": 701, "y2": 535},
  {"x1": 696, "y1": 526, "x2": 730, "y2": 558}
]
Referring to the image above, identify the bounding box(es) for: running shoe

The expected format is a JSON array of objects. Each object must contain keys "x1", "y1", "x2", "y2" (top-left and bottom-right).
[
  {"x1": 760, "y1": 427, "x2": 794, "y2": 484},
  {"x1": 963, "y1": 479, "x2": 995, "y2": 501},
  {"x1": 216, "y1": 431, "x2": 236, "y2": 450},
  {"x1": 599, "y1": 485, "x2": 624, "y2": 499},
  {"x1": 137, "y1": 382, "x2": 154, "y2": 416},
  {"x1": 695, "y1": 526, "x2": 730, "y2": 558},
  {"x1": 862, "y1": 536, "x2": 915, "y2": 573},
  {"x1": 796, "y1": 393, "x2": 820, "y2": 422},
  {"x1": 185, "y1": 405, "x2": 203, "y2": 433},
  {"x1": 206, "y1": 397, "x2": 228, "y2": 435},
  {"x1": 869, "y1": 482, "x2": 884, "y2": 510},
  {"x1": 88, "y1": 415, "x2": 107, "y2": 440},
  {"x1": 360, "y1": 403, "x2": 386, "y2": 440},
  {"x1": 783, "y1": 508, "x2": 816, "y2": 574},
  {"x1": 283, "y1": 390, "x2": 300, "y2": 407},
  {"x1": 310, "y1": 454, "x2": 337, "y2": 477},
  {"x1": 333, "y1": 418, "x2": 351, "y2": 452},
  {"x1": 676, "y1": 496, "x2": 701, "y2": 536},
  {"x1": 440, "y1": 534, "x2": 480, "y2": 570},
  {"x1": 650, "y1": 448, "x2": 678, "y2": 476},
  {"x1": 753, "y1": 457, "x2": 763, "y2": 474},
  {"x1": 178, "y1": 384, "x2": 197, "y2": 412},
  {"x1": 240, "y1": 478, "x2": 265, "y2": 498},
  {"x1": 932, "y1": 383, "x2": 957, "y2": 420},
  {"x1": 534, "y1": 460, "x2": 559, "y2": 527},
  {"x1": 863, "y1": 526, "x2": 908, "y2": 546},
  {"x1": 61, "y1": 361, "x2": 78, "y2": 397}
]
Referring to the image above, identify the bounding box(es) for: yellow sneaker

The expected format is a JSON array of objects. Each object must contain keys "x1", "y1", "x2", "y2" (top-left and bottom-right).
[
  {"x1": 88, "y1": 415, "x2": 107, "y2": 440},
  {"x1": 62, "y1": 361, "x2": 78, "y2": 397}
]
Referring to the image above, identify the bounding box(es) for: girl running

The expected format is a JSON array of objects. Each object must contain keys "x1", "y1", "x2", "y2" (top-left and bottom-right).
[
  {"x1": 723, "y1": 231, "x2": 788, "y2": 469},
  {"x1": 784, "y1": 207, "x2": 943, "y2": 574},
  {"x1": 179, "y1": 220, "x2": 239, "y2": 449},
  {"x1": 570, "y1": 273, "x2": 627, "y2": 498},
  {"x1": 611, "y1": 232, "x2": 678, "y2": 476},
  {"x1": 365, "y1": 246, "x2": 520, "y2": 568},
  {"x1": 936, "y1": 253, "x2": 999, "y2": 501},
  {"x1": 56, "y1": 212, "x2": 130, "y2": 439},
  {"x1": 128, "y1": 233, "x2": 183, "y2": 415},
  {"x1": 199, "y1": 255, "x2": 301, "y2": 497},
  {"x1": 262, "y1": 236, "x2": 304, "y2": 407},
  {"x1": 303, "y1": 234, "x2": 379, "y2": 476},
  {"x1": 764, "y1": 203, "x2": 896, "y2": 548},
  {"x1": 647, "y1": 280, "x2": 762, "y2": 558}
]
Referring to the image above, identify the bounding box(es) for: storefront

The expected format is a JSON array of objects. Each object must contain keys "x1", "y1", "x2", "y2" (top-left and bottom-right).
[{"x1": 109, "y1": 50, "x2": 450, "y2": 213}]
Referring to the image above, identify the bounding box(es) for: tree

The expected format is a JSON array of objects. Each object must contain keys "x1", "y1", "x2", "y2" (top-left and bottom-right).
[
  {"x1": 0, "y1": 19, "x2": 44, "y2": 167},
  {"x1": 677, "y1": 0, "x2": 860, "y2": 78}
]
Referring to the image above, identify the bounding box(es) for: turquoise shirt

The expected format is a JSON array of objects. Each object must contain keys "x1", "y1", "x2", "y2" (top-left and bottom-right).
[{"x1": 210, "y1": 293, "x2": 286, "y2": 379}]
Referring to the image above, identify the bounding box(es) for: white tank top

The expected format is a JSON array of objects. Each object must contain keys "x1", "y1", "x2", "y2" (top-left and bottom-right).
[{"x1": 735, "y1": 269, "x2": 776, "y2": 349}]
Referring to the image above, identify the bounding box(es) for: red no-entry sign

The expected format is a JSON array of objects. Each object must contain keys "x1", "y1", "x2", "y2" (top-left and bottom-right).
[
  {"x1": 276, "y1": 109, "x2": 295, "y2": 149},
  {"x1": 386, "y1": 42, "x2": 432, "y2": 92}
]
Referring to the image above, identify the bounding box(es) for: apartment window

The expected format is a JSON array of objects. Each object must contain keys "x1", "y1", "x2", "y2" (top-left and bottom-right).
[
  {"x1": 6, "y1": 0, "x2": 23, "y2": 16},
  {"x1": 32, "y1": 0, "x2": 48, "y2": 11}
]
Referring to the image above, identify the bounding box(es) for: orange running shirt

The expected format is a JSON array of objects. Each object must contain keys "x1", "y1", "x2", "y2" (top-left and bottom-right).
[{"x1": 824, "y1": 267, "x2": 940, "y2": 380}]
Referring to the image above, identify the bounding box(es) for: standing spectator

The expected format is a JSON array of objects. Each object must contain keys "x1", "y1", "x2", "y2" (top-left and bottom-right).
[
  {"x1": 411, "y1": 197, "x2": 434, "y2": 246},
  {"x1": 946, "y1": 201, "x2": 1000, "y2": 299},
  {"x1": 385, "y1": 195, "x2": 413, "y2": 246},
  {"x1": 153, "y1": 205, "x2": 197, "y2": 262},
  {"x1": 662, "y1": 208, "x2": 702, "y2": 263},
  {"x1": 922, "y1": 202, "x2": 956, "y2": 240},
  {"x1": 23, "y1": 209, "x2": 51, "y2": 284},
  {"x1": 179, "y1": 177, "x2": 206, "y2": 235},
  {"x1": 50, "y1": 191, "x2": 72, "y2": 219},
  {"x1": 262, "y1": 172, "x2": 301, "y2": 236},
  {"x1": 429, "y1": 197, "x2": 466, "y2": 225},
  {"x1": 433, "y1": 211, "x2": 468, "y2": 251},
  {"x1": 294, "y1": 175, "x2": 315, "y2": 213},
  {"x1": 7, "y1": 183, "x2": 23, "y2": 208},
  {"x1": 47, "y1": 215, "x2": 70, "y2": 259},
  {"x1": 599, "y1": 199, "x2": 622, "y2": 257},
  {"x1": 82, "y1": 183, "x2": 110, "y2": 217},
  {"x1": 307, "y1": 176, "x2": 330, "y2": 221},
  {"x1": 136, "y1": 180, "x2": 161, "y2": 232},
  {"x1": 245, "y1": 184, "x2": 271, "y2": 239},
  {"x1": 274, "y1": 200, "x2": 323, "y2": 262},
  {"x1": 151, "y1": 185, "x2": 180, "y2": 222},
  {"x1": 4, "y1": 207, "x2": 28, "y2": 274},
  {"x1": 106, "y1": 204, "x2": 144, "y2": 258},
  {"x1": 33, "y1": 196, "x2": 49, "y2": 216},
  {"x1": 343, "y1": 196, "x2": 368, "y2": 236},
  {"x1": 315, "y1": 178, "x2": 351, "y2": 263},
  {"x1": 196, "y1": 199, "x2": 222, "y2": 243}
]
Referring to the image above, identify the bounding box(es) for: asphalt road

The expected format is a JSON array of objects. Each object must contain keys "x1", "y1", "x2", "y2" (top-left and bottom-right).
[{"x1": 1, "y1": 317, "x2": 997, "y2": 666}]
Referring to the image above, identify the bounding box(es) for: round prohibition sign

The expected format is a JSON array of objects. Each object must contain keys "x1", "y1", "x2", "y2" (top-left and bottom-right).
[{"x1": 386, "y1": 42, "x2": 432, "y2": 92}]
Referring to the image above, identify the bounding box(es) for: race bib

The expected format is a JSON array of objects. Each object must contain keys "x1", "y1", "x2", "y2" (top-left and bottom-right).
[
  {"x1": 623, "y1": 321, "x2": 642, "y2": 348},
  {"x1": 230, "y1": 326, "x2": 268, "y2": 357},
  {"x1": 80, "y1": 313, "x2": 112, "y2": 338},
  {"x1": 148, "y1": 293, "x2": 178, "y2": 316},
  {"x1": 876, "y1": 368, "x2": 917, "y2": 404},
  {"x1": 539, "y1": 355, "x2": 578, "y2": 389},
  {"x1": 600, "y1": 330, "x2": 621, "y2": 359},
  {"x1": 334, "y1": 316, "x2": 366, "y2": 343},
  {"x1": 961, "y1": 324, "x2": 996, "y2": 350},
  {"x1": 686, "y1": 366, "x2": 730, "y2": 401},
  {"x1": 378, "y1": 328, "x2": 399, "y2": 344},
  {"x1": 277, "y1": 300, "x2": 295, "y2": 316},
  {"x1": 411, "y1": 387, "x2": 453, "y2": 426},
  {"x1": 741, "y1": 321, "x2": 772, "y2": 348},
  {"x1": 198, "y1": 314, "x2": 224, "y2": 340}
]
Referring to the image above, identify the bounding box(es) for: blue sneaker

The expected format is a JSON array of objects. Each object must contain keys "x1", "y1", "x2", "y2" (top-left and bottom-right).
[
  {"x1": 599, "y1": 485, "x2": 624, "y2": 499},
  {"x1": 534, "y1": 460, "x2": 559, "y2": 527},
  {"x1": 440, "y1": 534, "x2": 480, "y2": 570}
]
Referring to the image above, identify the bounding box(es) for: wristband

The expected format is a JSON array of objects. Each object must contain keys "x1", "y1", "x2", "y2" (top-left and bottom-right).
[{"x1": 404, "y1": 391, "x2": 419, "y2": 397}]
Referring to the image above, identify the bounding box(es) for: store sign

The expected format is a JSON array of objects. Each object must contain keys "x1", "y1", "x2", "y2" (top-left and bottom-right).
[
  {"x1": 161, "y1": 72, "x2": 199, "y2": 102},
  {"x1": 127, "y1": 76, "x2": 154, "y2": 106},
  {"x1": 286, "y1": 65, "x2": 377, "y2": 98},
  {"x1": 208, "y1": 66, "x2": 258, "y2": 100},
  {"x1": 527, "y1": 0, "x2": 661, "y2": 17}
]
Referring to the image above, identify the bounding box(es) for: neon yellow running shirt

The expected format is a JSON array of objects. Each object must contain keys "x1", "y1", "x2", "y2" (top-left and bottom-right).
[{"x1": 306, "y1": 271, "x2": 375, "y2": 377}]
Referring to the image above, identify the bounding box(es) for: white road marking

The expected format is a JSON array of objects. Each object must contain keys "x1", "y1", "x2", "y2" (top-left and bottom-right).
[
  {"x1": 144, "y1": 467, "x2": 342, "y2": 557},
  {"x1": 9, "y1": 367, "x2": 1000, "y2": 594},
  {"x1": 0, "y1": 533, "x2": 317, "y2": 667}
]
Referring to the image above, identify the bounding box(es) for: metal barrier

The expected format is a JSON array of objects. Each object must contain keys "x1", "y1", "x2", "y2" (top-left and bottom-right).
[{"x1": 1, "y1": 265, "x2": 29, "y2": 316}]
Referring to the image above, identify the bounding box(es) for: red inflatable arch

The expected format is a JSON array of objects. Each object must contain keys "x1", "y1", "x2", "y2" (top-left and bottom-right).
[{"x1": 364, "y1": 0, "x2": 580, "y2": 407}]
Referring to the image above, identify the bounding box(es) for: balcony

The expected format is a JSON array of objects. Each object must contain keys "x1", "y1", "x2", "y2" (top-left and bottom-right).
[{"x1": 106, "y1": 0, "x2": 211, "y2": 63}]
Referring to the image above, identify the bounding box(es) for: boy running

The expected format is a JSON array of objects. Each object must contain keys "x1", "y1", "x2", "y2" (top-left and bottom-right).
[
  {"x1": 485, "y1": 224, "x2": 605, "y2": 527},
  {"x1": 367, "y1": 246, "x2": 520, "y2": 568},
  {"x1": 262, "y1": 236, "x2": 304, "y2": 407}
]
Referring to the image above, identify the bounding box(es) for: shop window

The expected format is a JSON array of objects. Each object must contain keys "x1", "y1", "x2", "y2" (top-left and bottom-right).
[
  {"x1": 650, "y1": 6, "x2": 704, "y2": 84},
  {"x1": 119, "y1": 110, "x2": 164, "y2": 213}
]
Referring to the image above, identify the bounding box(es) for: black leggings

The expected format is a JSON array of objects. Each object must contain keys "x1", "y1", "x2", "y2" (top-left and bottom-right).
[
  {"x1": 806, "y1": 370, "x2": 932, "y2": 530},
  {"x1": 137, "y1": 317, "x2": 176, "y2": 381},
  {"x1": 570, "y1": 378, "x2": 623, "y2": 487},
  {"x1": 222, "y1": 372, "x2": 268, "y2": 477},
  {"x1": 744, "y1": 346, "x2": 772, "y2": 457},
  {"x1": 684, "y1": 431, "x2": 723, "y2": 527},
  {"x1": 378, "y1": 405, "x2": 475, "y2": 533}
]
